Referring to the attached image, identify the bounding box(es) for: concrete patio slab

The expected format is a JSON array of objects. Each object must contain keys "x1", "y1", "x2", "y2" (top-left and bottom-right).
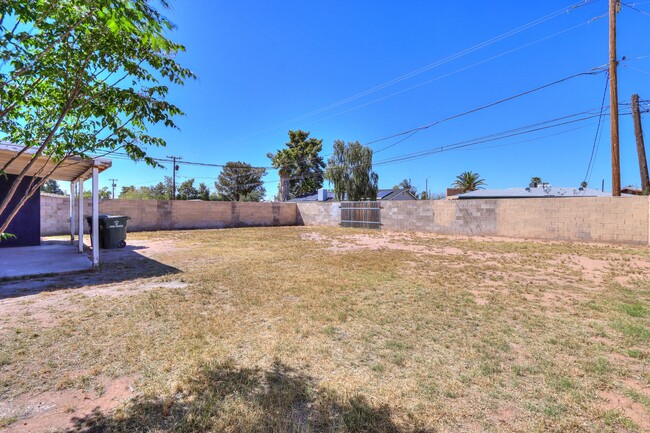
[{"x1": 0, "y1": 244, "x2": 92, "y2": 279}]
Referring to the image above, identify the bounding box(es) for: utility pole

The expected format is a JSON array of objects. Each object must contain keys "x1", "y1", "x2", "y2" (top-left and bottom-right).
[
  {"x1": 109, "y1": 178, "x2": 118, "y2": 199},
  {"x1": 609, "y1": 0, "x2": 621, "y2": 196},
  {"x1": 425, "y1": 175, "x2": 432, "y2": 200},
  {"x1": 632, "y1": 94, "x2": 650, "y2": 192},
  {"x1": 167, "y1": 155, "x2": 182, "y2": 200}
]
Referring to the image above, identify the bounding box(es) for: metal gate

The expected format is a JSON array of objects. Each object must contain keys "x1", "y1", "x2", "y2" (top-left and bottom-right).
[{"x1": 340, "y1": 201, "x2": 381, "y2": 229}]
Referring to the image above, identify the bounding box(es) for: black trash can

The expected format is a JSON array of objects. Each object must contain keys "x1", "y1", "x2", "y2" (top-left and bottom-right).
[{"x1": 86, "y1": 215, "x2": 131, "y2": 249}]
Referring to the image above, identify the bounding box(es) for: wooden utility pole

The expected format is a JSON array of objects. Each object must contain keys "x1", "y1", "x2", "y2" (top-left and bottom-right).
[
  {"x1": 167, "y1": 155, "x2": 182, "y2": 200},
  {"x1": 109, "y1": 178, "x2": 118, "y2": 199},
  {"x1": 609, "y1": 0, "x2": 621, "y2": 196},
  {"x1": 632, "y1": 94, "x2": 650, "y2": 192}
]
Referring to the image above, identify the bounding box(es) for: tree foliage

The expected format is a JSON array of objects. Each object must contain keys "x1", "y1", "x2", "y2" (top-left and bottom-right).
[
  {"x1": 0, "y1": 0, "x2": 194, "y2": 236},
  {"x1": 393, "y1": 178, "x2": 417, "y2": 195},
  {"x1": 325, "y1": 140, "x2": 378, "y2": 201},
  {"x1": 177, "y1": 178, "x2": 199, "y2": 200},
  {"x1": 530, "y1": 176, "x2": 542, "y2": 187},
  {"x1": 119, "y1": 176, "x2": 172, "y2": 200},
  {"x1": 83, "y1": 186, "x2": 111, "y2": 199},
  {"x1": 40, "y1": 179, "x2": 64, "y2": 195},
  {"x1": 267, "y1": 130, "x2": 325, "y2": 199},
  {"x1": 214, "y1": 161, "x2": 266, "y2": 202},
  {"x1": 452, "y1": 171, "x2": 486, "y2": 193}
]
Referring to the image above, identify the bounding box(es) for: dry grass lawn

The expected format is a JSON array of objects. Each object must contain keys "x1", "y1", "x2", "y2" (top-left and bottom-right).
[{"x1": 0, "y1": 226, "x2": 649, "y2": 432}]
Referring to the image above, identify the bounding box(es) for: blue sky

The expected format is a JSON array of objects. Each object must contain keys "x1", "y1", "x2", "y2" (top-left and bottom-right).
[{"x1": 99, "y1": 0, "x2": 650, "y2": 198}]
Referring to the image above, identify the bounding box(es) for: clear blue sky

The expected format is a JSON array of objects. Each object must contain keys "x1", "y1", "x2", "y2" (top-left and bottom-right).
[{"x1": 99, "y1": 0, "x2": 650, "y2": 198}]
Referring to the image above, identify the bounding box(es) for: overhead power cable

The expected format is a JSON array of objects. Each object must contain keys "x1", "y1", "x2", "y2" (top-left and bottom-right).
[
  {"x1": 367, "y1": 67, "x2": 608, "y2": 152},
  {"x1": 583, "y1": 70, "x2": 609, "y2": 183}
]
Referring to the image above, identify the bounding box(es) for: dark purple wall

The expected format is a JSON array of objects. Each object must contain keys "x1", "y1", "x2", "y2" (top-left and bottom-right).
[{"x1": 0, "y1": 174, "x2": 41, "y2": 247}]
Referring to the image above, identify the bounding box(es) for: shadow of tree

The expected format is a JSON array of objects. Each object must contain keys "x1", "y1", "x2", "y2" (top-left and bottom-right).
[
  {"x1": 67, "y1": 360, "x2": 430, "y2": 433},
  {"x1": 0, "y1": 242, "x2": 180, "y2": 299}
]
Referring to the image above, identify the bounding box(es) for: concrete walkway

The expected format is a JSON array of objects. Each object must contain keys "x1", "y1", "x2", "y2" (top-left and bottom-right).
[{"x1": 0, "y1": 244, "x2": 92, "y2": 279}]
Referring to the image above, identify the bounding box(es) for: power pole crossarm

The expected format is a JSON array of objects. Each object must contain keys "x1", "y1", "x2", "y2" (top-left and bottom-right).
[{"x1": 632, "y1": 94, "x2": 650, "y2": 192}]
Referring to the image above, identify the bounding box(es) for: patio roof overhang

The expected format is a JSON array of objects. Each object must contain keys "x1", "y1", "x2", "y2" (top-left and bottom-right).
[
  {"x1": 1, "y1": 142, "x2": 112, "y2": 270},
  {"x1": 0, "y1": 142, "x2": 112, "y2": 181}
]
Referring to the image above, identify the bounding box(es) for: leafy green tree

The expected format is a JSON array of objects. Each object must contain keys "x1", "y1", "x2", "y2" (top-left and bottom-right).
[
  {"x1": 177, "y1": 178, "x2": 199, "y2": 200},
  {"x1": 40, "y1": 180, "x2": 64, "y2": 195},
  {"x1": 197, "y1": 182, "x2": 210, "y2": 201},
  {"x1": 118, "y1": 177, "x2": 172, "y2": 200},
  {"x1": 393, "y1": 178, "x2": 417, "y2": 195},
  {"x1": 267, "y1": 130, "x2": 325, "y2": 200},
  {"x1": 452, "y1": 171, "x2": 486, "y2": 193},
  {"x1": 325, "y1": 140, "x2": 378, "y2": 201},
  {"x1": 0, "y1": 0, "x2": 194, "y2": 237},
  {"x1": 83, "y1": 187, "x2": 111, "y2": 199},
  {"x1": 214, "y1": 161, "x2": 266, "y2": 201},
  {"x1": 530, "y1": 176, "x2": 542, "y2": 187}
]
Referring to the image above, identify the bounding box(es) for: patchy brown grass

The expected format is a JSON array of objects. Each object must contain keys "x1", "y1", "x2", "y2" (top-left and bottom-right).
[{"x1": 0, "y1": 226, "x2": 649, "y2": 432}]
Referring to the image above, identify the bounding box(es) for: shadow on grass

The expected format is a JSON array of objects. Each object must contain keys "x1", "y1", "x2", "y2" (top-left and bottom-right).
[
  {"x1": 0, "y1": 241, "x2": 180, "y2": 299},
  {"x1": 67, "y1": 360, "x2": 428, "y2": 433}
]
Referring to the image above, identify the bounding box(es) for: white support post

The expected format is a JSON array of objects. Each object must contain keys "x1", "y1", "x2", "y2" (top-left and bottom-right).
[
  {"x1": 78, "y1": 179, "x2": 84, "y2": 253},
  {"x1": 91, "y1": 166, "x2": 99, "y2": 267},
  {"x1": 69, "y1": 181, "x2": 75, "y2": 244}
]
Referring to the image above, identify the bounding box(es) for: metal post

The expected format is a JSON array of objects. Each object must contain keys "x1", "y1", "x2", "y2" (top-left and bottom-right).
[
  {"x1": 92, "y1": 166, "x2": 99, "y2": 267},
  {"x1": 78, "y1": 179, "x2": 84, "y2": 253},
  {"x1": 69, "y1": 181, "x2": 75, "y2": 244}
]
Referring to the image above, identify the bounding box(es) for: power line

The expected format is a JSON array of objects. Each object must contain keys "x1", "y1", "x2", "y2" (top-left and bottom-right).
[
  {"x1": 367, "y1": 67, "x2": 608, "y2": 151},
  {"x1": 218, "y1": 0, "x2": 600, "y2": 148},
  {"x1": 583, "y1": 71, "x2": 609, "y2": 182}
]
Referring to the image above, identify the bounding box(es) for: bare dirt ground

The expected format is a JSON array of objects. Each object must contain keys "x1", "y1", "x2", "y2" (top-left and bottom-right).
[{"x1": 0, "y1": 227, "x2": 649, "y2": 432}]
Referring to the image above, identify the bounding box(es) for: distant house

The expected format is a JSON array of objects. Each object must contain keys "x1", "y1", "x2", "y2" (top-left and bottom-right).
[
  {"x1": 621, "y1": 185, "x2": 644, "y2": 196},
  {"x1": 289, "y1": 188, "x2": 418, "y2": 202},
  {"x1": 454, "y1": 184, "x2": 624, "y2": 199}
]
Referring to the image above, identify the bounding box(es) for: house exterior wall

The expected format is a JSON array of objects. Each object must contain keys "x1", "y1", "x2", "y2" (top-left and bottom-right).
[
  {"x1": 40, "y1": 195, "x2": 298, "y2": 235},
  {"x1": 1, "y1": 174, "x2": 41, "y2": 247},
  {"x1": 297, "y1": 197, "x2": 650, "y2": 245}
]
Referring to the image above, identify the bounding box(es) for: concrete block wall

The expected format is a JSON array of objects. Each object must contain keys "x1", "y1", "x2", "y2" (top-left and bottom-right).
[
  {"x1": 40, "y1": 195, "x2": 298, "y2": 236},
  {"x1": 297, "y1": 197, "x2": 650, "y2": 245}
]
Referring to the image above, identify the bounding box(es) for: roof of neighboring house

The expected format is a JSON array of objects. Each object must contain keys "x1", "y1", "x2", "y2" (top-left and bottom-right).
[
  {"x1": 621, "y1": 185, "x2": 644, "y2": 195},
  {"x1": 456, "y1": 186, "x2": 624, "y2": 199},
  {"x1": 289, "y1": 188, "x2": 418, "y2": 202},
  {"x1": 0, "y1": 142, "x2": 111, "y2": 182}
]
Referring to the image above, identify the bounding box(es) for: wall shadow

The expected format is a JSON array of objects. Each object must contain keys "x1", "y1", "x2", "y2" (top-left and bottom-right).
[
  {"x1": 0, "y1": 241, "x2": 180, "y2": 300},
  {"x1": 67, "y1": 360, "x2": 429, "y2": 433}
]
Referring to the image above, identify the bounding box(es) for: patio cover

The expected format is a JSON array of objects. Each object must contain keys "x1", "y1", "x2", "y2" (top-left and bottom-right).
[{"x1": 0, "y1": 142, "x2": 112, "y2": 268}]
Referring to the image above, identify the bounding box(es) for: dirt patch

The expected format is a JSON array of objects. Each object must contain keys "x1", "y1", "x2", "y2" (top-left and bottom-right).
[
  {"x1": 0, "y1": 280, "x2": 187, "y2": 333},
  {"x1": 0, "y1": 375, "x2": 137, "y2": 433},
  {"x1": 599, "y1": 390, "x2": 650, "y2": 430}
]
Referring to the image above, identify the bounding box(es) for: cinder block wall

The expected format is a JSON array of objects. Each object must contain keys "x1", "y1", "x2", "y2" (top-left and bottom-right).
[
  {"x1": 297, "y1": 197, "x2": 650, "y2": 245},
  {"x1": 40, "y1": 195, "x2": 298, "y2": 235}
]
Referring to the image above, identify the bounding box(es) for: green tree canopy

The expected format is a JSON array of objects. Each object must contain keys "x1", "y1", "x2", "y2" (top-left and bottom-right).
[
  {"x1": 119, "y1": 177, "x2": 172, "y2": 200},
  {"x1": 177, "y1": 178, "x2": 199, "y2": 200},
  {"x1": 83, "y1": 187, "x2": 111, "y2": 199},
  {"x1": 0, "y1": 0, "x2": 194, "y2": 237},
  {"x1": 40, "y1": 180, "x2": 64, "y2": 195},
  {"x1": 530, "y1": 176, "x2": 543, "y2": 186},
  {"x1": 267, "y1": 130, "x2": 325, "y2": 199},
  {"x1": 325, "y1": 140, "x2": 378, "y2": 201},
  {"x1": 214, "y1": 161, "x2": 266, "y2": 202},
  {"x1": 393, "y1": 178, "x2": 417, "y2": 195},
  {"x1": 452, "y1": 171, "x2": 486, "y2": 193},
  {"x1": 197, "y1": 182, "x2": 210, "y2": 201}
]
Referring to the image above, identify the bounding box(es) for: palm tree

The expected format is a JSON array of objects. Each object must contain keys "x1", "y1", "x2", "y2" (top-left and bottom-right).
[
  {"x1": 530, "y1": 176, "x2": 542, "y2": 187},
  {"x1": 452, "y1": 171, "x2": 486, "y2": 192}
]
